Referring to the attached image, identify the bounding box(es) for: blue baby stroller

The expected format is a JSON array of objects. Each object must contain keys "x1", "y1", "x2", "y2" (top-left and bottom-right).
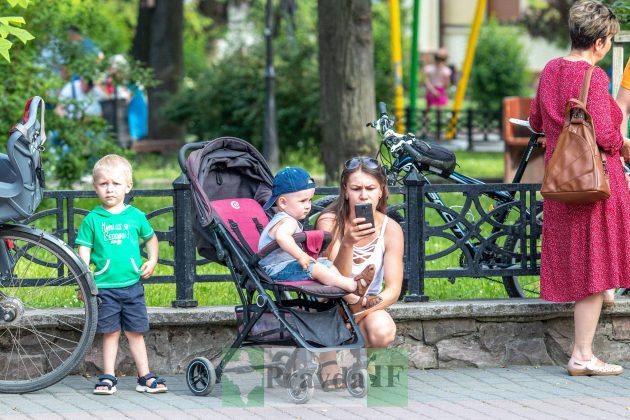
[{"x1": 178, "y1": 137, "x2": 368, "y2": 403}]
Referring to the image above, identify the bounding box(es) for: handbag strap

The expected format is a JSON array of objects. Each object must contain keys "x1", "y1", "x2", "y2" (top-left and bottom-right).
[
  {"x1": 578, "y1": 65, "x2": 596, "y2": 104},
  {"x1": 564, "y1": 65, "x2": 596, "y2": 124}
]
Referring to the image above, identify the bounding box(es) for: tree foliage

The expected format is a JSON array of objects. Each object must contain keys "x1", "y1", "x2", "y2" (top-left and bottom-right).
[
  {"x1": 469, "y1": 19, "x2": 529, "y2": 112},
  {"x1": 0, "y1": 0, "x2": 139, "y2": 187},
  {"x1": 166, "y1": 0, "x2": 395, "y2": 165},
  {"x1": 521, "y1": 0, "x2": 630, "y2": 48},
  {"x1": 0, "y1": 0, "x2": 34, "y2": 62}
]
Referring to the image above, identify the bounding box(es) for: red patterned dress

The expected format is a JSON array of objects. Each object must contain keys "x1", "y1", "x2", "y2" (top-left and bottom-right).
[{"x1": 530, "y1": 58, "x2": 630, "y2": 302}]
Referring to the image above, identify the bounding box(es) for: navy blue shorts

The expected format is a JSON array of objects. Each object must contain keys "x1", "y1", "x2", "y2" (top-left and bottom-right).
[{"x1": 97, "y1": 282, "x2": 149, "y2": 333}]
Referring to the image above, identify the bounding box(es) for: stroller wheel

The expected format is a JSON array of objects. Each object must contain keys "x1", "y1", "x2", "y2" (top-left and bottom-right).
[
  {"x1": 346, "y1": 367, "x2": 369, "y2": 398},
  {"x1": 186, "y1": 357, "x2": 216, "y2": 396},
  {"x1": 271, "y1": 350, "x2": 292, "y2": 388},
  {"x1": 287, "y1": 370, "x2": 314, "y2": 404}
]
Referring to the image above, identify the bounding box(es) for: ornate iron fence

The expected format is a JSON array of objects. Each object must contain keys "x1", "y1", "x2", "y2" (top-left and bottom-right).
[
  {"x1": 25, "y1": 175, "x2": 541, "y2": 306},
  {"x1": 399, "y1": 107, "x2": 502, "y2": 150}
]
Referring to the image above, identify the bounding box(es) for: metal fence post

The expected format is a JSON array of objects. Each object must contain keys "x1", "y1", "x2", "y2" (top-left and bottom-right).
[
  {"x1": 467, "y1": 109, "x2": 474, "y2": 151},
  {"x1": 403, "y1": 169, "x2": 429, "y2": 302},
  {"x1": 172, "y1": 174, "x2": 198, "y2": 308}
]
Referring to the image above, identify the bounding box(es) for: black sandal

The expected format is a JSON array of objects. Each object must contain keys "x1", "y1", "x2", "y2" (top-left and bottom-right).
[
  {"x1": 317, "y1": 360, "x2": 346, "y2": 392},
  {"x1": 93, "y1": 374, "x2": 117, "y2": 395},
  {"x1": 136, "y1": 373, "x2": 168, "y2": 393}
]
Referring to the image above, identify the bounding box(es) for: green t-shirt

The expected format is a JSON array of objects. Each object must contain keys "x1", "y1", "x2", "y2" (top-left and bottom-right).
[{"x1": 76, "y1": 205, "x2": 155, "y2": 289}]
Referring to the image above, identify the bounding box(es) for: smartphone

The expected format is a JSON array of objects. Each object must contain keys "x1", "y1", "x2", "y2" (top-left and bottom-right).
[{"x1": 355, "y1": 202, "x2": 374, "y2": 228}]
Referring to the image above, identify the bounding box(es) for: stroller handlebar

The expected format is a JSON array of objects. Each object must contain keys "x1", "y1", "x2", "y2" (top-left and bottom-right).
[{"x1": 178, "y1": 141, "x2": 208, "y2": 174}]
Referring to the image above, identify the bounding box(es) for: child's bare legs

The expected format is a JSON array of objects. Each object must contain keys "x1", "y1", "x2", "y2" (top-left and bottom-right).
[
  {"x1": 310, "y1": 263, "x2": 374, "y2": 297},
  {"x1": 125, "y1": 331, "x2": 166, "y2": 390},
  {"x1": 95, "y1": 331, "x2": 120, "y2": 391}
]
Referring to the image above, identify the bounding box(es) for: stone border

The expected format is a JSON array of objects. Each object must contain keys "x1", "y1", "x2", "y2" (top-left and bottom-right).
[{"x1": 75, "y1": 299, "x2": 630, "y2": 374}]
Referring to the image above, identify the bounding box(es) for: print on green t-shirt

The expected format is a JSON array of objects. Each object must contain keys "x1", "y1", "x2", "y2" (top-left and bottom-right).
[{"x1": 76, "y1": 205, "x2": 155, "y2": 289}]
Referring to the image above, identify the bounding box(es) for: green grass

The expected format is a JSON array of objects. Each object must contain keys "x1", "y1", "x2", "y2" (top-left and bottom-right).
[{"x1": 453, "y1": 151, "x2": 504, "y2": 180}]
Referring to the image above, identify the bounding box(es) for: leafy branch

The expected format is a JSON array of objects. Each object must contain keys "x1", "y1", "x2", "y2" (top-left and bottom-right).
[{"x1": 0, "y1": 0, "x2": 34, "y2": 62}]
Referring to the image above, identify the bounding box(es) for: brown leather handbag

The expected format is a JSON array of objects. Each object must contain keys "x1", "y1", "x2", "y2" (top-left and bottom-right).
[{"x1": 540, "y1": 65, "x2": 610, "y2": 204}]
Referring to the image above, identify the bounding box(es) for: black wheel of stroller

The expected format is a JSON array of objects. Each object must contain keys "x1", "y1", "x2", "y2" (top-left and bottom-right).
[
  {"x1": 186, "y1": 357, "x2": 216, "y2": 396},
  {"x1": 287, "y1": 370, "x2": 314, "y2": 404},
  {"x1": 271, "y1": 350, "x2": 292, "y2": 388},
  {"x1": 346, "y1": 367, "x2": 369, "y2": 398}
]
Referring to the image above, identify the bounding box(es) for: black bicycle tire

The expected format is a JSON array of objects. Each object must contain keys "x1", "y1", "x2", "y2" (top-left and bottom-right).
[
  {"x1": 0, "y1": 225, "x2": 98, "y2": 393},
  {"x1": 501, "y1": 208, "x2": 543, "y2": 298}
]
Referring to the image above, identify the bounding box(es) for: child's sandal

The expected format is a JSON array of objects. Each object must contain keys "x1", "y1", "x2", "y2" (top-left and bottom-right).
[
  {"x1": 93, "y1": 374, "x2": 118, "y2": 395},
  {"x1": 136, "y1": 373, "x2": 168, "y2": 393}
]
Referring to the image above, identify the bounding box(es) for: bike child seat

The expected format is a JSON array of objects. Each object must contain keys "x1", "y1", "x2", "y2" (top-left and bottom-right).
[{"x1": 0, "y1": 96, "x2": 46, "y2": 223}]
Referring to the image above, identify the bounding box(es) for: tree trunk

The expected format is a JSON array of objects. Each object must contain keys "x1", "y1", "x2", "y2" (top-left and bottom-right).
[
  {"x1": 132, "y1": 0, "x2": 184, "y2": 141},
  {"x1": 317, "y1": 0, "x2": 376, "y2": 183}
]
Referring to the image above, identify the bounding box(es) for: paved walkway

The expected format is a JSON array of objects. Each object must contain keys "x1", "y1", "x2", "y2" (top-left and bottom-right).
[{"x1": 3, "y1": 366, "x2": 630, "y2": 419}]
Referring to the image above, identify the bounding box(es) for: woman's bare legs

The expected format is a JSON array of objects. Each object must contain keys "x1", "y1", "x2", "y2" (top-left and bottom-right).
[
  {"x1": 602, "y1": 289, "x2": 615, "y2": 306},
  {"x1": 571, "y1": 292, "x2": 604, "y2": 364},
  {"x1": 358, "y1": 310, "x2": 396, "y2": 348}
]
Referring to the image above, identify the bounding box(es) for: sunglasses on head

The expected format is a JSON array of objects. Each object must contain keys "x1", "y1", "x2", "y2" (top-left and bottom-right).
[{"x1": 344, "y1": 157, "x2": 380, "y2": 170}]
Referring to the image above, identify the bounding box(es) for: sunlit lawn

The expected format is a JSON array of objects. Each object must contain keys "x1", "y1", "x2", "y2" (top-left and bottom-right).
[{"x1": 32, "y1": 147, "x2": 524, "y2": 307}]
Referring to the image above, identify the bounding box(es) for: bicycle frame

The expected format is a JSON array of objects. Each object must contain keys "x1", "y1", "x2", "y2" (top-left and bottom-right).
[
  {"x1": 370, "y1": 100, "x2": 545, "y2": 276},
  {"x1": 388, "y1": 130, "x2": 544, "y2": 257}
]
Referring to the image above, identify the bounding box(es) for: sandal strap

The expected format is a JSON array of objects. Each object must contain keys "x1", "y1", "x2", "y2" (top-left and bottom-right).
[
  {"x1": 138, "y1": 373, "x2": 166, "y2": 388},
  {"x1": 97, "y1": 374, "x2": 118, "y2": 386},
  {"x1": 319, "y1": 360, "x2": 339, "y2": 369}
]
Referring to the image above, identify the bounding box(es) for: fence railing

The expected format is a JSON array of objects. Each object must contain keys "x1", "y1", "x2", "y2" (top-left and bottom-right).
[
  {"x1": 27, "y1": 174, "x2": 541, "y2": 305},
  {"x1": 399, "y1": 107, "x2": 503, "y2": 150}
]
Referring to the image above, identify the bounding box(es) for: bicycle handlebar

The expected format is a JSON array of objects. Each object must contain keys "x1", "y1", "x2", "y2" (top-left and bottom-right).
[{"x1": 508, "y1": 118, "x2": 544, "y2": 136}]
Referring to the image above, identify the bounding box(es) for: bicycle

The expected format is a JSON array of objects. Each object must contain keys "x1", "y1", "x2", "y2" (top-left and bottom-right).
[
  {"x1": 0, "y1": 97, "x2": 98, "y2": 393},
  {"x1": 312, "y1": 103, "x2": 545, "y2": 299}
]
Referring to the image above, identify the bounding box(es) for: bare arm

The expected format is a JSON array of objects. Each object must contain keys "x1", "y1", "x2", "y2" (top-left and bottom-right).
[
  {"x1": 77, "y1": 245, "x2": 91, "y2": 267},
  {"x1": 317, "y1": 212, "x2": 376, "y2": 277},
  {"x1": 353, "y1": 220, "x2": 404, "y2": 322},
  {"x1": 273, "y1": 218, "x2": 313, "y2": 269},
  {"x1": 140, "y1": 234, "x2": 159, "y2": 279},
  {"x1": 616, "y1": 86, "x2": 630, "y2": 160}
]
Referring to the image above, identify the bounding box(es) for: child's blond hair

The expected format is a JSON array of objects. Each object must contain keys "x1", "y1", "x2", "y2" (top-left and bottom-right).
[{"x1": 93, "y1": 154, "x2": 133, "y2": 184}]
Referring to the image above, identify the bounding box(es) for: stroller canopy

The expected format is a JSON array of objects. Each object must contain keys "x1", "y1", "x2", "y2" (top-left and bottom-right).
[{"x1": 186, "y1": 137, "x2": 274, "y2": 261}]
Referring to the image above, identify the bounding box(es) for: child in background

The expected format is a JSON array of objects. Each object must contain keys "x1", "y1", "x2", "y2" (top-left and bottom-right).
[
  {"x1": 76, "y1": 154, "x2": 167, "y2": 395},
  {"x1": 424, "y1": 47, "x2": 452, "y2": 109},
  {"x1": 258, "y1": 167, "x2": 375, "y2": 301}
]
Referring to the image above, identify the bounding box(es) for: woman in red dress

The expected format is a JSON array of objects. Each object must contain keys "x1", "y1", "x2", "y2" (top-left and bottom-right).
[{"x1": 529, "y1": 0, "x2": 630, "y2": 376}]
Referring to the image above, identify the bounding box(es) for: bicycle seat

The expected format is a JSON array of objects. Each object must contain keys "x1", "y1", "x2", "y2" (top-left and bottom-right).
[
  {"x1": 0, "y1": 96, "x2": 46, "y2": 222},
  {"x1": 0, "y1": 154, "x2": 20, "y2": 198}
]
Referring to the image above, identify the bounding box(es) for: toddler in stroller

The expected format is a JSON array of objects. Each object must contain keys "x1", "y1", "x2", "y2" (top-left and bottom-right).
[
  {"x1": 179, "y1": 137, "x2": 369, "y2": 403},
  {"x1": 259, "y1": 166, "x2": 376, "y2": 300}
]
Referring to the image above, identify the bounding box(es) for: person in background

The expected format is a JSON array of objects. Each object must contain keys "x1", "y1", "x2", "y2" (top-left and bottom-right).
[{"x1": 423, "y1": 47, "x2": 452, "y2": 109}]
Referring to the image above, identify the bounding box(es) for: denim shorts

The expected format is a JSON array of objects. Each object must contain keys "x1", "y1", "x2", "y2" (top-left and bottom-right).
[
  {"x1": 270, "y1": 258, "x2": 334, "y2": 282},
  {"x1": 97, "y1": 281, "x2": 149, "y2": 333}
]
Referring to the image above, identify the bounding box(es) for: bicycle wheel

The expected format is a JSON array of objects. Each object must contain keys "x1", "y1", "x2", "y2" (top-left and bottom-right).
[
  {"x1": 502, "y1": 207, "x2": 543, "y2": 298},
  {"x1": 0, "y1": 225, "x2": 98, "y2": 393}
]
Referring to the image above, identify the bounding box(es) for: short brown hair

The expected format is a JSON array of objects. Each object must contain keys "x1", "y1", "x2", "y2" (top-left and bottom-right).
[
  {"x1": 93, "y1": 154, "x2": 133, "y2": 184},
  {"x1": 569, "y1": 0, "x2": 619, "y2": 50}
]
